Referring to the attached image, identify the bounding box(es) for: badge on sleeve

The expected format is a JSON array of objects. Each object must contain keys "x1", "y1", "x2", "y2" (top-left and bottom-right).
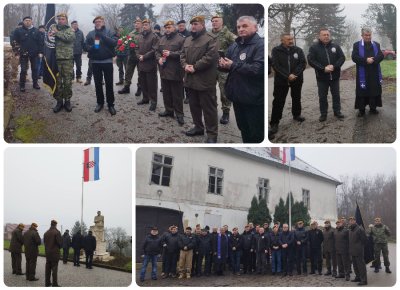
[
  {"x1": 240, "y1": 52, "x2": 247, "y2": 60},
  {"x1": 293, "y1": 53, "x2": 298, "y2": 59},
  {"x1": 331, "y1": 47, "x2": 336, "y2": 53}
]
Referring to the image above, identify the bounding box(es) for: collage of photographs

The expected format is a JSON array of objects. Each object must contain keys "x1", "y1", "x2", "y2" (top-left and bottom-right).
[{"x1": 0, "y1": 0, "x2": 397, "y2": 288}]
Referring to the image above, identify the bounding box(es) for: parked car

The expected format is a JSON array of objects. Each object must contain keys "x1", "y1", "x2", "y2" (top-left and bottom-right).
[{"x1": 382, "y1": 49, "x2": 396, "y2": 60}]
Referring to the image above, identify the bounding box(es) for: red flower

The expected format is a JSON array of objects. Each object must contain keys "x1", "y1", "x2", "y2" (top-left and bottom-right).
[
  {"x1": 119, "y1": 45, "x2": 125, "y2": 51},
  {"x1": 127, "y1": 35, "x2": 131, "y2": 39},
  {"x1": 117, "y1": 39, "x2": 123, "y2": 45},
  {"x1": 130, "y1": 42, "x2": 136, "y2": 48}
]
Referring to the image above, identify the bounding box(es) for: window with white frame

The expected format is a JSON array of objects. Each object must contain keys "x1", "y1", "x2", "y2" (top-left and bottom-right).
[
  {"x1": 150, "y1": 153, "x2": 173, "y2": 186},
  {"x1": 302, "y1": 189, "x2": 310, "y2": 210},
  {"x1": 258, "y1": 178, "x2": 270, "y2": 203},
  {"x1": 208, "y1": 166, "x2": 224, "y2": 195}
]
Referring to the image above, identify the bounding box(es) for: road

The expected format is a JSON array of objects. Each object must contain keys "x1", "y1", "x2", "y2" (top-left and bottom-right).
[
  {"x1": 268, "y1": 61, "x2": 396, "y2": 143},
  {"x1": 135, "y1": 242, "x2": 396, "y2": 287},
  {"x1": 4, "y1": 251, "x2": 132, "y2": 287},
  {"x1": 6, "y1": 54, "x2": 242, "y2": 143}
]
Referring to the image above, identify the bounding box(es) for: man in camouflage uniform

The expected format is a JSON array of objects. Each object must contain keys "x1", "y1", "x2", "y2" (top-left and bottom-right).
[
  {"x1": 367, "y1": 217, "x2": 391, "y2": 273},
  {"x1": 155, "y1": 20, "x2": 185, "y2": 125},
  {"x1": 51, "y1": 13, "x2": 75, "y2": 113},
  {"x1": 210, "y1": 15, "x2": 236, "y2": 125},
  {"x1": 118, "y1": 19, "x2": 142, "y2": 96}
]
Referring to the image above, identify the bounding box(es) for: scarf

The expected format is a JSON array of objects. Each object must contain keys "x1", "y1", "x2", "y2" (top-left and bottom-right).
[
  {"x1": 217, "y1": 233, "x2": 221, "y2": 259},
  {"x1": 358, "y1": 39, "x2": 383, "y2": 89}
]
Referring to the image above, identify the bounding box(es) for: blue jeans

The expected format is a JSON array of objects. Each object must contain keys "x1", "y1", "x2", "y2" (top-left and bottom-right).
[
  {"x1": 231, "y1": 250, "x2": 242, "y2": 273},
  {"x1": 140, "y1": 255, "x2": 157, "y2": 280},
  {"x1": 271, "y1": 249, "x2": 282, "y2": 273}
]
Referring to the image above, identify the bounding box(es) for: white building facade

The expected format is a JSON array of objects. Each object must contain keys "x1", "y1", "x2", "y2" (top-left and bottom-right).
[{"x1": 136, "y1": 147, "x2": 340, "y2": 232}]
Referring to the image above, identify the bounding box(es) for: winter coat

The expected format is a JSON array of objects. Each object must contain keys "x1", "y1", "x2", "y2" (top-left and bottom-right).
[
  {"x1": 85, "y1": 26, "x2": 117, "y2": 61},
  {"x1": 368, "y1": 224, "x2": 391, "y2": 244},
  {"x1": 180, "y1": 29, "x2": 219, "y2": 91},
  {"x1": 9, "y1": 227, "x2": 24, "y2": 253},
  {"x1": 307, "y1": 40, "x2": 345, "y2": 81},
  {"x1": 71, "y1": 232, "x2": 83, "y2": 250},
  {"x1": 270, "y1": 232, "x2": 282, "y2": 250},
  {"x1": 136, "y1": 31, "x2": 159, "y2": 72},
  {"x1": 155, "y1": 32, "x2": 185, "y2": 81},
  {"x1": 229, "y1": 233, "x2": 243, "y2": 251},
  {"x1": 333, "y1": 227, "x2": 349, "y2": 254},
  {"x1": 253, "y1": 233, "x2": 270, "y2": 253},
  {"x1": 224, "y1": 33, "x2": 264, "y2": 105},
  {"x1": 83, "y1": 234, "x2": 97, "y2": 254},
  {"x1": 198, "y1": 233, "x2": 213, "y2": 255},
  {"x1": 178, "y1": 233, "x2": 195, "y2": 251},
  {"x1": 210, "y1": 26, "x2": 236, "y2": 53},
  {"x1": 163, "y1": 232, "x2": 180, "y2": 253},
  {"x1": 242, "y1": 231, "x2": 254, "y2": 250},
  {"x1": 73, "y1": 28, "x2": 85, "y2": 55},
  {"x1": 12, "y1": 26, "x2": 43, "y2": 57},
  {"x1": 349, "y1": 224, "x2": 367, "y2": 257},
  {"x1": 43, "y1": 226, "x2": 62, "y2": 262},
  {"x1": 23, "y1": 228, "x2": 41, "y2": 259},
  {"x1": 271, "y1": 44, "x2": 306, "y2": 85},
  {"x1": 323, "y1": 226, "x2": 335, "y2": 253},
  {"x1": 280, "y1": 230, "x2": 294, "y2": 248},
  {"x1": 308, "y1": 228, "x2": 324, "y2": 249},
  {"x1": 62, "y1": 232, "x2": 71, "y2": 249},
  {"x1": 294, "y1": 227, "x2": 308, "y2": 246},
  {"x1": 142, "y1": 234, "x2": 162, "y2": 256}
]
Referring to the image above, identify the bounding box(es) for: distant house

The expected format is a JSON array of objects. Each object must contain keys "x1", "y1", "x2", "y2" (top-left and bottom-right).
[
  {"x1": 4, "y1": 223, "x2": 30, "y2": 240},
  {"x1": 136, "y1": 147, "x2": 341, "y2": 258}
]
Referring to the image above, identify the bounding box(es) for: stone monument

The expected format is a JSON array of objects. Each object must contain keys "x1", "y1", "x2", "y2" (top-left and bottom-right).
[{"x1": 89, "y1": 211, "x2": 112, "y2": 261}]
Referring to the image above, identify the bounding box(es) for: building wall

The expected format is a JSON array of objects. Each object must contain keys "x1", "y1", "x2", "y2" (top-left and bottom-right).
[{"x1": 136, "y1": 148, "x2": 338, "y2": 228}]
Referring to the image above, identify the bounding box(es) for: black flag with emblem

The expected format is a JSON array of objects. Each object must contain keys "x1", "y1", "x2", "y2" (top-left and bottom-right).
[
  {"x1": 43, "y1": 4, "x2": 58, "y2": 94},
  {"x1": 355, "y1": 202, "x2": 375, "y2": 264}
]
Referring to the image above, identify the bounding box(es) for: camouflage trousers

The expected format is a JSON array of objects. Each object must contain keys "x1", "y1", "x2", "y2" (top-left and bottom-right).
[
  {"x1": 54, "y1": 59, "x2": 73, "y2": 101},
  {"x1": 216, "y1": 70, "x2": 231, "y2": 113},
  {"x1": 374, "y1": 243, "x2": 390, "y2": 267},
  {"x1": 123, "y1": 55, "x2": 139, "y2": 87}
]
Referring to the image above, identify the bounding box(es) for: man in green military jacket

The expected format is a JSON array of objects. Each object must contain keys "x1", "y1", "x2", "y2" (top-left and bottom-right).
[{"x1": 367, "y1": 217, "x2": 392, "y2": 273}]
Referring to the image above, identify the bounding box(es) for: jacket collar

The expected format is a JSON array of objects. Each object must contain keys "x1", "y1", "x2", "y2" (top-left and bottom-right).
[{"x1": 236, "y1": 33, "x2": 260, "y2": 45}]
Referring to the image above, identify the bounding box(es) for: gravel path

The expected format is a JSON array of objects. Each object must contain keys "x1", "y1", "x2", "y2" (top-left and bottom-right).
[
  {"x1": 268, "y1": 61, "x2": 396, "y2": 143},
  {"x1": 4, "y1": 250, "x2": 132, "y2": 287},
  {"x1": 5, "y1": 54, "x2": 242, "y2": 143}
]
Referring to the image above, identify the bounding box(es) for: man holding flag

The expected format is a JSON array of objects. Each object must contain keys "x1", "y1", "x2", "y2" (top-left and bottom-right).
[{"x1": 348, "y1": 216, "x2": 368, "y2": 285}]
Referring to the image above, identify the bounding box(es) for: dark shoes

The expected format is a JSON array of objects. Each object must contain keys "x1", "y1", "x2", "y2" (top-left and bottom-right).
[
  {"x1": 20, "y1": 87, "x2": 26, "y2": 92},
  {"x1": 324, "y1": 272, "x2": 332, "y2": 276},
  {"x1": 94, "y1": 104, "x2": 104, "y2": 113},
  {"x1": 370, "y1": 108, "x2": 379, "y2": 114},
  {"x1": 83, "y1": 80, "x2": 91, "y2": 86},
  {"x1": 53, "y1": 100, "x2": 64, "y2": 113},
  {"x1": 357, "y1": 282, "x2": 368, "y2": 286},
  {"x1": 186, "y1": 127, "x2": 204, "y2": 137},
  {"x1": 149, "y1": 103, "x2": 157, "y2": 111},
  {"x1": 293, "y1": 115, "x2": 305, "y2": 122},
  {"x1": 268, "y1": 124, "x2": 279, "y2": 138},
  {"x1": 33, "y1": 83, "x2": 40, "y2": 90},
  {"x1": 205, "y1": 137, "x2": 217, "y2": 143},
  {"x1": 345, "y1": 275, "x2": 350, "y2": 281},
  {"x1": 335, "y1": 274, "x2": 345, "y2": 278},
  {"x1": 118, "y1": 86, "x2": 130, "y2": 94},
  {"x1": 220, "y1": 112, "x2": 229, "y2": 124},
  {"x1": 184, "y1": 97, "x2": 189, "y2": 104},
  {"x1": 16, "y1": 272, "x2": 25, "y2": 275},
  {"x1": 385, "y1": 266, "x2": 392, "y2": 273},
  {"x1": 137, "y1": 99, "x2": 149, "y2": 105},
  {"x1": 115, "y1": 81, "x2": 124, "y2": 85},
  {"x1": 135, "y1": 87, "x2": 142, "y2": 96},
  {"x1": 357, "y1": 110, "x2": 365, "y2": 117},
  {"x1": 334, "y1": 111, "x2": 345, "y2": 119},
  {"x1": 64, "y1": 100, "x2": 72, "y2": 112},
  {"x1": 374, "y1": 268, "x2": 379, "y2": 273},
  {"x1": 319, "y1": 115, "x2": 327, "y2": 122},
  {"x1": 177, "y1": 116, "x2": 184, "y2": 125},
  {"x1": 108, "y1": 106, "x2": 116, "y2": 115},
  {"x1": 28, "y1": 278, "x2": 39, "y2": 281},
  {"x1": 351, "y1": 278, "x2": 361, "y2": 282},
  {"x1": 159, "y1": 111, "x2": 174, "y2": 117}
]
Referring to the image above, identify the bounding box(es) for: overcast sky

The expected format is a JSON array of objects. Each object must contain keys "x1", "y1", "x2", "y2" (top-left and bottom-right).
[
  {"x1": 296, "y1": 147, "x2": 396, "y2": 180},
  {"x1": 4, "y1": 147, "x2": 132, "y2": 236}
]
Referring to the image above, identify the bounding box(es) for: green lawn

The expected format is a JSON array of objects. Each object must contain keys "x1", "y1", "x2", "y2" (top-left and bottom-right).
[
  {"x1": 381, "y1": 60, "x2": 396, "y2": 78},
  {"x1": 4, "y1": 240, "x2": 73, "y2": 256}
]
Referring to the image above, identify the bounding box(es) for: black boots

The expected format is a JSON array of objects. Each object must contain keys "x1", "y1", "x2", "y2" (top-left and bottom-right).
[
  {"x1": 135, "y1": 85, "x2": 142, "y2": 96},
  {"x1": 220, "y1": 112, "x2": 229, "y2": 124},
  {"x1": 64, "y1": 100, "x2": 72, "y2": 112},
  {"x1": 53, "y1": 100, "x2": 63, "y2": 113},
  {"x1": 118, "y1": 86, "x2": 130, "y2": 94}
]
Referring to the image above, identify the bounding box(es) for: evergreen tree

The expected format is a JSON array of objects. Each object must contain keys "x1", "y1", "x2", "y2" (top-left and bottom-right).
[
  {"x1": 291, "y1": 201, "x2": 311, "y2": 226},
  {"x1": 119, "y1": 4, "x2": 147, "y2": 31},
  {"x1": 258, "y1": 198, "x2": 272, "y2": 224},
  {"x1": 218, "y1": 4, "x2": 264, "y2": 33},
  {"x1": 274, "y1": 197, "x2": 287, "y2": 224},
  {"x1": 71, "y1": 221, "x2": 88, "y2": 235},
  {"x1": 247, "y1": 195, "x2": 260, "y2": 224},
  {"x1": 302, "y1": 4, "x2": 347, "y2": 47}
]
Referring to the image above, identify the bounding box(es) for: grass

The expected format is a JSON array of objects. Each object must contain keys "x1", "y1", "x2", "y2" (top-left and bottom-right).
[
  {"x1": 14, "y1": 114, "x2": 45, "y2": 143},
  {"x1": 380, "y1": 60, "x2": 396, "y2": 78},
  {"x1": 4, "y1": 240, "x2": 73, "y2": 256}
]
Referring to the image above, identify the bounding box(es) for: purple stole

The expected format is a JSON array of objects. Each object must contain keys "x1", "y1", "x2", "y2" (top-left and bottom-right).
[{"x1": 358, "y1": 39, "x2": 382, "y2": 90}]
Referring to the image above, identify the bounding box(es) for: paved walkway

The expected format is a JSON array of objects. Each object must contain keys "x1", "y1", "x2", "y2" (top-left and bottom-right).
[
  {"x1": 268, "y1": 60, "x2": 396, "y2": 143},
  {"x1": 6, "y1": 54, "x2": 242, "y2": 143},
  {"x1": 136, "y1": 243, "x2": 396, "y2": 287},
  {"x1": 4, "y1": 251, "x2": 132, "y2": 287}
]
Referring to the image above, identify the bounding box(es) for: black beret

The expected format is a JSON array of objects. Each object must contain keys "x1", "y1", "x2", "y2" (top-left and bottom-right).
[
  {"x1": 177, "y1": 20, "x2": 186, "y2": 25},
  {"x1": 23, "y1": 16, "x2": 32, "y2": 21}
]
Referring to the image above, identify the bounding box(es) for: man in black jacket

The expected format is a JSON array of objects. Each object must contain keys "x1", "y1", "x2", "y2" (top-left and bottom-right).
[
  {"x1": 253, "y1": 227, "x2": 269, "y2": 274},
  {"x1": 294, "y1": 220, "x2": 308, "y2": 275},
  {"x1": 12, "y1": 16, "x2": 43, "y2": 92},
  {"x1": 71, "y1": 21, "x2": 85, "y2": 83},
  {"x1": 241, "y1": 225, "x2": 254, "y2": 274},
  {"x1": 269, "y1": 33, "x2": 306, "y2": 139},
  {"x1": 197, "y1": 228, "x2": 213, "y2": 276},
  {"x1": 85, "y1": 16, "x2": 118, "y2": 115},
  {"x1": 280, "y1": 223, "x2": 294, "y2": 276},
  {"x1": 308, "y1": 28, "x2": 345, "y2": 122},
  {"x1": 71, "y1": 231, "x2": 83, "y2": 266},
  {"x1": 83, "y1": 231, "x2": 96, "y2": 269},
  {"x1": 178, "y1": 227, "x2": 195, "y2": 279},
  {"x1": 140, "y1": 227, "x2": 162, "y2": 282},
  {"x1": 62, "y1": 229, "x2": 71, "y2": 264},
  {"x1": 162, "y1": 225, "x2": 179, "y2": 278},
  {"x1": 219, "y1": 16, "x2": 264, "y2": 143},
  {"x1": 308, "y1": 221, "x2": 324, "y2": 275},
  {"x1": 229, "y1": 227, "x2": 242, "y2": 275}
]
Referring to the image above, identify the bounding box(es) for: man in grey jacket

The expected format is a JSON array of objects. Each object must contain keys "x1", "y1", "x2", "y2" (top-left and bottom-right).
[{"x1": 71, "y1": 20, "x2": 85, "y2": 83}]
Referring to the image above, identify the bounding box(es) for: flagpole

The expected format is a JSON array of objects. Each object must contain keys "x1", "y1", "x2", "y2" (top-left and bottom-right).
[
  {"x1": 81, "y1": 160, "x2": 84, "y2": 234},
  {"x1": 288, "y1": 149, "x2": 292, "y2": 230}
]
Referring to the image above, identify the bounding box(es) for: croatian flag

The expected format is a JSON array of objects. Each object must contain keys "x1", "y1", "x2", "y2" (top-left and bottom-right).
[
  {"x1": 282, "y1": 147, "x2": 295, "y2": 164},
  {"x1": 83, "y1": 147, "x2": 100, "y2": 182}
]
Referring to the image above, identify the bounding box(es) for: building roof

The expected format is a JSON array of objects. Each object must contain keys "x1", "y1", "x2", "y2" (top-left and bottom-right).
[{"x1": 227, "y1": 147, "x2": 341, "y2": 186}]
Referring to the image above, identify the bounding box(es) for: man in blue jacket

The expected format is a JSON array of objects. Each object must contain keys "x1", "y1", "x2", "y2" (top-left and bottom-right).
[
  {"x1": 140, "y1": 226, "x2": 162, "y2": 282},
  {"x1": 85, "y1": 16, "x2": 118, "y2": 115},
  {"x1": 219, "y1": 16, "x2": 264, "y2": 143},
  {"x1": 280, "y1": 223, "x2": 294, "y2": 276}
]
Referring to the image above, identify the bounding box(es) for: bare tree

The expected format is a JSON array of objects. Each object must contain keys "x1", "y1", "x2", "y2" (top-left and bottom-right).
[
  {"x1": 56, "y1": 4, "x2": 72, "y2": 18},
  {"x1": 93, "y1": 4, "x2": 123, "y2": 32},
  {"x1": 158, "y1": 4, "x2": 218, "y2": 27},
  {"x1": 343, "y1": 19, "x2": 360, "y2": 57},
  {"x1": 106, "y1": 227, "x2": 130, "y2": 256}
]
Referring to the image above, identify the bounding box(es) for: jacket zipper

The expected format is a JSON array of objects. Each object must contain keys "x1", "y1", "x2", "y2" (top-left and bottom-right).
[{"x1": 324, "y1": 46, "x2": 332, "y2": 81}]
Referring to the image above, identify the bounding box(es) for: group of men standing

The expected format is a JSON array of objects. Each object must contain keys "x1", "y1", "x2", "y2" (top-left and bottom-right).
[
  {"x1": 11, "y1": 12, "x2": 264, "y2": 143},
  {"x1": 269, "y1": 27, "x2": 384, "y2": 139},
  {"x1": 139, "y1": 217, "x2": 392, "y2": 286},
  {"x1": 9, "y1": 220, "x2": 97, "y2": 287}
]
